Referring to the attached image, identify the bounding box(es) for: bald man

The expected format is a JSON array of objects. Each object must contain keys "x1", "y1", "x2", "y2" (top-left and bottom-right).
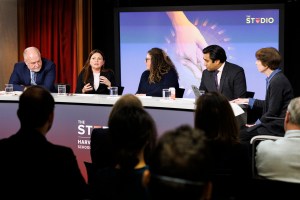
[{"x1": 9, "y1": 46, "x2": 56, "y2": 92}]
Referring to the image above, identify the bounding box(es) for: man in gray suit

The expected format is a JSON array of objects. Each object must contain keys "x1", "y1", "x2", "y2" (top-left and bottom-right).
[{"x1": 199, "y1": 44, "x2": 247, "y2": 100}]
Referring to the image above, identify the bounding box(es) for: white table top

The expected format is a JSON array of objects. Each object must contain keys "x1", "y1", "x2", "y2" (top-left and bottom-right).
[{"x1": 0, "y1": 91, "x2": 244, "y2": 115}]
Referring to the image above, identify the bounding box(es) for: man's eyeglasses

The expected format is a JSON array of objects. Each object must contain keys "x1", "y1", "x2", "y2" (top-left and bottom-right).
[{"x1": 145, "y1": 58, "x2": 151, "y2": 62}]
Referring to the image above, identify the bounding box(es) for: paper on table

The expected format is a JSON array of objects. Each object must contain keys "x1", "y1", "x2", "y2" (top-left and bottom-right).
[
  {"x1": 230, "y1": 102, "x2": 245, "y2": 116},
  {"x1": 137, "y1": 96, "x2": 152, "y2": 99}
]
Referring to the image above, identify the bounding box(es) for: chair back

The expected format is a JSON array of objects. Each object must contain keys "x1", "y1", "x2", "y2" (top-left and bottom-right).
[
  {"x1": 246, "y1": 91, "x2": 255, "y2": 98},
  {"x1": 249, "y1": 135, "x2": 300, "y2": 200},
  {"x1": 118, "y1": 86, "x2": 124, "y2": 95},
  {"x1": 176, "y1": 88, "x2": 185, "y2": 98},
  {"x1": 250, "y1": 135, "x2": 283, "y2": 179},
  {"x1": 84, "y1": 161, "x2": 97, "y2": 185}
]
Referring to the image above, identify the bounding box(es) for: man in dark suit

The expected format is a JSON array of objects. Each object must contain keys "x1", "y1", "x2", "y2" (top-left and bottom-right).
[
  {"x1": 199, "y1": 44, "x2": 247, "y2": 100},
  {"x1": 9, "y1": 46, "x2": 56, "y2": 92},
  {"x1": 0, "y1": 86, "x2": 88, "y2": 199}
]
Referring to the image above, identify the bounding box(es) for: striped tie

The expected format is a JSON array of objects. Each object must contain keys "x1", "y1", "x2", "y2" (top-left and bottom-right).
[{"x1": 31, "y1": 71, "x2": 37, "y2": 85}]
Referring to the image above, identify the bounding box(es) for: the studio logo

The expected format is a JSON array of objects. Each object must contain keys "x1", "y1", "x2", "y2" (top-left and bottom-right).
[
  {"x1": 246, "y1": 15, "x2": 275, "y2": 24},
  {"x1": 77, "y1": 120, "x2": 102, "y2": 150}
]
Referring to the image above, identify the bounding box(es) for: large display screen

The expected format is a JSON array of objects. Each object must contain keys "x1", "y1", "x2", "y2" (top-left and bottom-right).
[{"x1": 116, "y1": 4, "x2": 284, "y2": 99}]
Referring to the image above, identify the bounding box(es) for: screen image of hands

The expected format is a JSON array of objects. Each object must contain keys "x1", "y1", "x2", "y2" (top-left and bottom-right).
[{"x1": 167, "y1": 11, "x2": 208, "y2": 80}]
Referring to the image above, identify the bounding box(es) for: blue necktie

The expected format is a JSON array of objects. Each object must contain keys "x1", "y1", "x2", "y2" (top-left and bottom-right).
[
  {"x1": 213, "y1": 70, "x2": 219, "y2": 90},
  {"x1": 31, "y1": 71, "x2": 37, "y2": 85}
]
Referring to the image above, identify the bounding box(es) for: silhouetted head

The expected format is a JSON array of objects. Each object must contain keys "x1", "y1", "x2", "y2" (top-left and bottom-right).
[
  {"x1": 109, "y1": 94, "x2": 143, "y2": 118},
  {"x1": 194, "y1": 92, "x2": 239, "y2": 144},
  {"x1": 17, "y1": 85, "x2": 55, "y2": 130},
  {"x1": 148, "y1": 125, "x2": 212, "y2": 200},
  {"x1": 108, "y1": 95, "x2": 157, "y2": 170},
  {"x1": 285, "y1": 97, "x2": 300, "y2": 130}
]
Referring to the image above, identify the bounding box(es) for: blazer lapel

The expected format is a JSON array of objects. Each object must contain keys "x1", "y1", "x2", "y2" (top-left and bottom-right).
[{"x1": 25, "y1": 68, "x2": 31, "y2": 86}]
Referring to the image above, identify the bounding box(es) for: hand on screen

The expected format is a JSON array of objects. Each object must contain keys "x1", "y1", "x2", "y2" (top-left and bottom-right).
[{"x1": 167, "y1": 11, "x2": 208, "y2": 80}]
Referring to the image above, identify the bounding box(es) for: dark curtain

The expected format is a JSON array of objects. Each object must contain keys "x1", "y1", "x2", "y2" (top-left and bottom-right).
[{"x1": 23, "y1": 0, "x2": 77, "y2": 92}]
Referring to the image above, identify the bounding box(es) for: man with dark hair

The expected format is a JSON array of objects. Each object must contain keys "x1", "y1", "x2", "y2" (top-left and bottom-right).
[
  {"x1": 0, "y1": 86, "x2": 88, "y2": 199},
  {"x1": 199, "y1": 44, "x2": 247, "y2": 100}
]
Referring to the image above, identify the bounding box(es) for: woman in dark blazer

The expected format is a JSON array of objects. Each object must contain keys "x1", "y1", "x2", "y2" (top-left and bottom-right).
[
  {"x1": 76, "y1": 49, "x2": 116, "y2": 94},
  {"x1": 232, "y1": 47, "x2": 294, "y2": 143}
]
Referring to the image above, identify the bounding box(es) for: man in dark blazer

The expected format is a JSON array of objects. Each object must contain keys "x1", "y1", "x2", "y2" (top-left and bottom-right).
[
  {"x1": 9, "y1": 46, "x2": 56, "y2": 92},
  {"x1": 199, "y1": 45, "x2": 247, "y2": 100},
  {"x1": 0, "y1": 86, "x2": 88, "y2": 199}
]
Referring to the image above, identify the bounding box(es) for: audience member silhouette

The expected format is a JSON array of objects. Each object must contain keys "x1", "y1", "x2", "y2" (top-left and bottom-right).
[
  {"x1": 90, "y1": 95, "x2": 157, "y2": 200},
  {"x1": 147, "y1": 125, "x2": 212, "y2": 200},
  {"x1": 90, "y1": 94, "x2": 144, "y2": 169},
  {"x1": 194, "y1": 91, "x2": 251, "y2": 200},
  {"x1": 0, "y1": 85, "x2": 88, "y2": 199}
]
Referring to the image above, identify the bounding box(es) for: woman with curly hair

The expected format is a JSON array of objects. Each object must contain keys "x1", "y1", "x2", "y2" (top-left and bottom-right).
[{"x1": 136, "y1": 47, "x2": 179, "y2": 97}]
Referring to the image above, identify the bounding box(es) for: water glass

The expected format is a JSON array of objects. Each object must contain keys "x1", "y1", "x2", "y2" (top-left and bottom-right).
[
  {"x1": 57, "y1": 84, "x2": 67, "y2": 96},
  {"x1": 109, "y1": 87, "x2": 118, "y2": 96},
  {"x1": 162, "y1": 89, "x2": 171, "y2": 100},
  {"x1": 5, "y1": 84, "x2": 13, "y2": 95}
]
